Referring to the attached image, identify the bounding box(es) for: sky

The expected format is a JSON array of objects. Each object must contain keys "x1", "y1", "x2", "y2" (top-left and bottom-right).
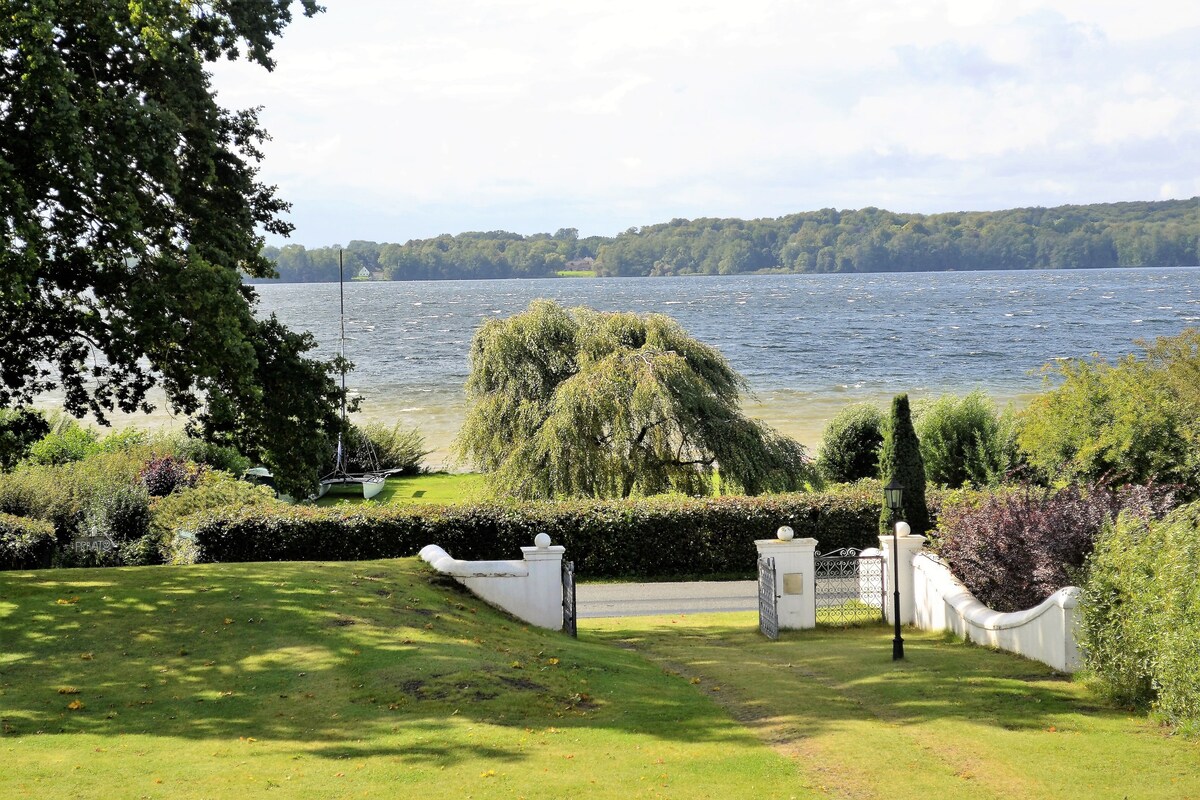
[{"x1": 208, "y1": 0, "x2": 1200, "y2": 247}]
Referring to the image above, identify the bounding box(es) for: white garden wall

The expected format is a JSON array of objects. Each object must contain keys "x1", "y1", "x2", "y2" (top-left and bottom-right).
[
  {"x1": 419, "y1": 537, "x2": 565, "y2": 630},
  {"x1": 910, "y1": 551, "x2": 1081, "y2": 672}
]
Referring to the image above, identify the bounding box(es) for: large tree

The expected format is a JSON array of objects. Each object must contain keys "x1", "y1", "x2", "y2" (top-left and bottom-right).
[
  {"x1": 455, "y1": 300, "x2": 815, "y2": 499},
  {"x1": 0, "y1": 1, "x2": 341, "y2": 497}
]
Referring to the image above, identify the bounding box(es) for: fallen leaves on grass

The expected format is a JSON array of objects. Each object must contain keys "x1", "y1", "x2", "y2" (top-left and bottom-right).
[
  {"x1": 57, "y1": 687, "x2": 80, "y2": 695},
  {"x1": 67, "y1": 700, "x2": 84, "y2": 711},
  {"x1": 55, "y1": 597, "x2": 79, "y2": 605}
]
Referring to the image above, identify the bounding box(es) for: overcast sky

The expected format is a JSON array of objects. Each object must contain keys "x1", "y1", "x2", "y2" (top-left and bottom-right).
[{"x1": 208, "y1": 1, "x2": 1200, "y2": 247}]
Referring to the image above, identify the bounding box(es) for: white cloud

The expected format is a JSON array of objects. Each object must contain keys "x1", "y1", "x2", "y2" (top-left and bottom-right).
[{"x1": 206, "y1": 0, "x2": 1200, "y2": 243}]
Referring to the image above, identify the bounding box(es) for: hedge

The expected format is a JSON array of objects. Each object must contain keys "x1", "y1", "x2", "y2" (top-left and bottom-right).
[
  {"x1": 1081, "y1": 501, "x2": 1200, "y2": 733},
  {"x1": 0, "y1": 512, "x2": 57, "y2": 570},
  {"x1": 190, "y1": 483, "x2": 913, "y2": 579}
]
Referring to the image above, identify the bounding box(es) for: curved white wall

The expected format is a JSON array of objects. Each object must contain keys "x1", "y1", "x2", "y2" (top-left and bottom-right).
[
  {"x1": 911, "y1": 552, "x2": 1081, "y2": 672},
  {"x1": 419, "y1": 541, "x2": 566, "y2": 630}
]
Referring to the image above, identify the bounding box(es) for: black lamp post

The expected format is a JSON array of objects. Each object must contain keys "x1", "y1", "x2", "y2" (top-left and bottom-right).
[{"x1": 884, "y1": 478, "x2": 905, "y2": 661}]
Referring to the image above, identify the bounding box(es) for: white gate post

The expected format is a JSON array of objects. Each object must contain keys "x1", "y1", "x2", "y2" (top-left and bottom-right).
[
  {"x1": 879, "y1": 529, "x2": 925, "y2": 625},
  {"x1": 755, "y1": 534, "x2": 817, "y2": 629}
]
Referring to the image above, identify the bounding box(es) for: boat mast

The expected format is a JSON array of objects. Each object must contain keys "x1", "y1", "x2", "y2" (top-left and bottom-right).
[{"x1": 337, "y1": 248, "x2": 347, "y2": 473}]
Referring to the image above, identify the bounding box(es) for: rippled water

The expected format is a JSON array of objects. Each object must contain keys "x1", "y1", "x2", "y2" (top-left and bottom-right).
[{"x1": 252, "y1": 267, "x2": 1200, "y2": 468}]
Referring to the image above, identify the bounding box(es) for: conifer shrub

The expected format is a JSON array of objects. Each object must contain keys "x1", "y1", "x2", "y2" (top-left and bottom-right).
[
  {"x1": 816, "y1": 403, "x2": 883, "y2": 483},
  {"x1": 936, "y1": 483, "x2": 1177, "y2": 612},
  {"x1": 878, "y1": 394, "x2": 930, "y2": 537},
  {"x1": 1082, "y1": 502, "x2": 1200, "y2": 733}
]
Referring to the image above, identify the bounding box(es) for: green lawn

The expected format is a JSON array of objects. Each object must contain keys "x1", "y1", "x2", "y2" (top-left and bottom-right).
[
  {"x1": 590, "y1": 614, "x2": 1200, "y2": 799},
  {"x1": 2, "y1": 561, "x2": 1196, "y2": 799},
  {"x1": 0, "y1": 560, "x2": 791, "y2": 799},
  {"x1": 554, "y1": 269, "x2": 597, "y2": 278},
  {"x1": 315, "y1": 472, "x2": 487, "y2": 506}
]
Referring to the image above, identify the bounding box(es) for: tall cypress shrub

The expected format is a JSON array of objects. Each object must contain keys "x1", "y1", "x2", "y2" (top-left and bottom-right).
[{"x1": 879, "y1": 394, "x2": 930, "y2": 537}]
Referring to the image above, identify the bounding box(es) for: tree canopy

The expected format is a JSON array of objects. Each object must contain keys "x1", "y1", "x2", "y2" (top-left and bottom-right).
[
  {"x1": 0, "y1": 0, "x2": 341, "y2": 497},
  {"x1": 455, "y1": 300, "x2": 815, "y2": 499},
  {"x1": 256, "y1": 199, "x2": 1200, "y2": 282}
]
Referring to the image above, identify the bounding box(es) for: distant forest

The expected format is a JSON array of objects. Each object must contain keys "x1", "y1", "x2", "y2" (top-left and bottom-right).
[{"x1": 258, "y1": 198, "x2": 1200, "y2": 282}]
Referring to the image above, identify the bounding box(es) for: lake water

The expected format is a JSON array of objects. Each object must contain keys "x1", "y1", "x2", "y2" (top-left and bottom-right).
[{"x1": 251, "y1": 267, "x2": 1200, "y2": 469}]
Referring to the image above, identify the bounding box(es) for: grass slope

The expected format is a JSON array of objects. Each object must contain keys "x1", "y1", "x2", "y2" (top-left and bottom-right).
[
  {"x1": 0, "y1": 561, "x2": 795, "y2": 799},
  {"x1": 592, "y1": 614, "x2": 1200, "y2": 800}
]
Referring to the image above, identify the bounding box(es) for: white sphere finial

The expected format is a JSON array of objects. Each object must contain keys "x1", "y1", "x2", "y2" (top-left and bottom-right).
[
  {"x1": 776, "y1": 525, "x2": 794, "y2": 541},
  {"x1": 895, "y1": 521, "x2": 911, "y2": 536},
  {"x1": 534, "y1": 532, "x2": 552, "y2": 549}
]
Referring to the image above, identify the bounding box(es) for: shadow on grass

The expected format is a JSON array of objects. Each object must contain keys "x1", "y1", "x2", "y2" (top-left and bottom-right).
[
  {"x1": 587, "y1": 615, "x2": 1125, "y2": 736},
  {"x1": 0, "y1": 561, "x2": 755, "y2": 767}
]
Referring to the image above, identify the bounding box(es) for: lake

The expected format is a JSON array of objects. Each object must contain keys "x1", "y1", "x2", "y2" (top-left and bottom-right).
[{"x1": 252, "y1": 267, "x2": 1200, "y2": 469}]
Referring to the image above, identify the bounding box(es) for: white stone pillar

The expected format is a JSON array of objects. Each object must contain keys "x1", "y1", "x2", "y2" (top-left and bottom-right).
[
  {"x1": 517, "y1": 538, "x2": 567, "y2": 630},
  {"x1": 879, "y1": 527, "x2": 926, "y2": 625},
  {"x1": 755, "y1": 535, "x2": 817, "y2": 629}
]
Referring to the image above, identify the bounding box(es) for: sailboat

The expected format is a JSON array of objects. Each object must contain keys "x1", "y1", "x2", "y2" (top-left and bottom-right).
[{"x1": 317, "y1": 250, "x2": 387, "y2": 500}]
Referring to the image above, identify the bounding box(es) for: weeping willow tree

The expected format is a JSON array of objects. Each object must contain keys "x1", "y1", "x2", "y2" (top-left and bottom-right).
[{"x1": 455, "y1": 300, "x2": 816, "y2": 499}]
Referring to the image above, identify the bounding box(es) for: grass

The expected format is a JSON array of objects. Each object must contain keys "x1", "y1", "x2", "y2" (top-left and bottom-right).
[
  {"x1": 0, "y1": 560, "x2": 793, "y2": 799},
  {"x1": 2, "y1": 562, "x2": 1197, "y2": 799},
  {"x1": 554, "y1": 269, "x2": 597, "y2": 278},
  {"x1": 315, "y1": 472, "x2": 487, "y2": 507},
  {"x1": 590, "y1": 614, "x2": 1200, "y2": 799}
]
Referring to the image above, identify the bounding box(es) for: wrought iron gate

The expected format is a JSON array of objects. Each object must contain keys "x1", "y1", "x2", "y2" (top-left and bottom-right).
[
  {"x1": 562, "y1": 559, "x2": 577, "y2": 637},
  {"x1": 757, "y1": 555, "x2": 779, "y2": 640},
  {"x1": 813, "y1": 548, "x2": 886, "y2": 625}
]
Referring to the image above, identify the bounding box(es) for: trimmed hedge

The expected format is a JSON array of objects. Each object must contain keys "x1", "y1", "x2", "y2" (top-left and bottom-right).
[
  {"x1": 191, "y1": 484, "x2": 903, "y2": 578},
  {"x1": 0, "y1": 512, "x2": 56, "y2": 570}
]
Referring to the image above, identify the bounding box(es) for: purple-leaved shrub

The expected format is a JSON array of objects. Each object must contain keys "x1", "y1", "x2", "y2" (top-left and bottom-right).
[
  {"x1": 139, "y1": 455, "x2": 200, "y2": 497},
  {"x1": 936, "y1": 484, "x2": 1176, "y2": 612}
]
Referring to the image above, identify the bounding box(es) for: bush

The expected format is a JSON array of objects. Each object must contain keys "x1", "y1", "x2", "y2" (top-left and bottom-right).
[
  {"x1": 0, "y1": 512, "x2": 56, "y2": 570},
  {"x1": 0, "y1": 407, "x2": 50, "y2": 470},
  {"x1": 816, "y1": 403, "x2": 882, "y2": 483},
  {"x1": 916, "y1": 391, "x2": 1018, "y2": 488},
  {"x1": 139, "y1": 455, "x2": 200, "y2": 497},
  {"x1": 1082, "y1": 502, "x2": 1200, "y2": 733},
  {"x1": 1018, "y1": 355, "x2": 1197, "y2": 490},
  {"x1": 936, "y1": 484, "x2": 1177, "y2": 612},
  {"x1": 150, "y1": 472, "x2": 281, "y2": 564},
  {"x1": 190, "y1": 484, "x2": 901, "y2": 578},
  {"x1": 168, "y1": 434, "x2": 251, "y2": 475},
  {"x1": 349, "y1": 422, "x2": 428, "y2": 475},
  {"x1": 26, "y1": 421, "x2": 99, "y2": 466}
]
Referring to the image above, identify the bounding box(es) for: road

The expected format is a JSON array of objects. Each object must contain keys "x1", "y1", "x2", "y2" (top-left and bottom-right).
[{"x1": 576, "y1": 580, "x2": 757, "y2": 618}]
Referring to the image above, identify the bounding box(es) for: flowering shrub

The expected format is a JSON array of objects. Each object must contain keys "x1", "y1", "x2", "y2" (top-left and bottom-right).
[{"x1": 935, "y1": 483, "x2": 1177, "y2": 612}]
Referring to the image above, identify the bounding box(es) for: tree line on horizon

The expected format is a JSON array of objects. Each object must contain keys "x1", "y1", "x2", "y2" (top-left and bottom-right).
[{"x1": 258, "y1": 198, "x2": 1200, "y2": 282}]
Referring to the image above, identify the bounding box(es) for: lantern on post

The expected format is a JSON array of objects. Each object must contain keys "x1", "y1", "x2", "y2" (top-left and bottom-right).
[{"x1": 884, "y1": 478, "x2": 905, "y2": 661}]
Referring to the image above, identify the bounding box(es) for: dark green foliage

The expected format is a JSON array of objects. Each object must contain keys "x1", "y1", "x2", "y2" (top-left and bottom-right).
[
  {"x1": 0, "y1": 0, "x2": 341, "y2": 499},
  {"x1": 0, "y1": 511, "x2": 56, "y2": 570},
  {"x1": 817, "y1": 403, "x2": 883, "y2": 483},
  {"x1": 258, "y1": 199, "x2": 1200, "y2": 281},
  {"x1": 1082, "y1": 502, "x2": 1200, "y2": 733},
  {"x1": 0, "y1": 407, "x2": 50, "y2": 470},
  {"x1": 168, "y1": 434, "x2": 251, "y2": 476},
  {"x1": 190, "y1": 486, "x2": 894, "y2": 578},
  {"x1": 936, "y1": 484, "x2": 1176, "y2": 612},
  {"x1": 83, "y1": 484, "x2": 151, "y2": 544},
  {"x1": 879, "y1": 394, "x2": 930, "y2": 537},
  {"x1": 916, "y1": 391, "x2": 1019, "y2": 488},
  {"x1": 457, "y1": 300, "x2": 816, "y2": 499}
]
